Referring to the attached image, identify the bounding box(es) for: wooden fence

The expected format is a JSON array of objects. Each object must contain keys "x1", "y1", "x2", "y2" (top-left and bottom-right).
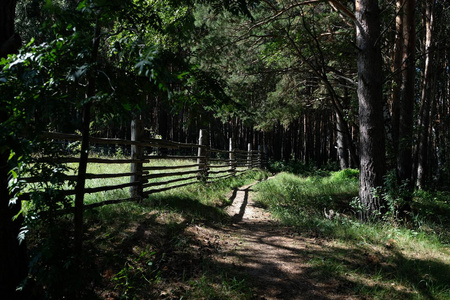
[
  {"x1": 22, "y1": 127, "x2": 265, "y2": 209},
  {"x1": 21, "y1": 125, "x2": 266, "y2": 250},
  {"x1": 19, "y1": 120, "x2": 264, "y2": 253}
]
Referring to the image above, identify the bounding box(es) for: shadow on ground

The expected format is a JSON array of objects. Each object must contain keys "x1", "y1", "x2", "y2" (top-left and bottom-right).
[{"x1": 80, "y1": 186, "x2": 450, "y2": 300}]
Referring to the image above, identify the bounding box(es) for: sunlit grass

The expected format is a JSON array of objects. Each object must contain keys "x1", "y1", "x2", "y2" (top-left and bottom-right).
[
  {"x1": 60, "y1": 158, "x2": 251, "y2": 205},
  {"x1": 254, "y1": 170, "x2": 450, "y2": 299}
]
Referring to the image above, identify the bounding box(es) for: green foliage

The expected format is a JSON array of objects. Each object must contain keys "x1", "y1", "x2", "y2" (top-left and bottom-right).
[
  {"x1": 27, "y1": 214, "x2": 100, "y2": 299},
  {"x1": 22, "y1": 155, "x2": 267, "y2": 298},
  {"x1": 3, "y1": 0, "x2": 208, "y2": 214},
  {"x1": 380, "y1": 170, "x2": 413, "y2": 222},
  {"x1": 3, "y1": 3, "x2": 205, "y2": 297},
  {"x1": 268, "y1": 159, "x2": 312, "y2": 175},
  {"x1": 187, "y1": 274, "x2": 253, "y2": 300},
  {"x1": 410, "y1": 189, "x2": 450, "y2": 244},
  {"x1": 112, "y1": 246, "x2": 161, "y2": 299},
  {"x1": 268, "y1": 159, "x2": 339, "y2": 176},
  {"x1": 0, "y1": 41, "x2": 82, "y2": 225},
  {"x1": 189, "y1": 1, "x2": 357, "y2": 130},
  {"x1": 254, "y1": 171, "x2": 359, "y2": 234},
  {"x1": 254, "y1": 171, "x2": 450, "y2": 299},
  {"x1": 329, "y1": 168, "x2": 359, "y2": 181}
]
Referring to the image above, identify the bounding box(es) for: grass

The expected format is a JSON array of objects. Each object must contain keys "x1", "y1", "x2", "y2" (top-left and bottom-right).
[
  {"x1": 24, "y1": 161, "x2": 450, "y2": 299},
  {"x1": 24, "y1": 157, "x2": 269, "y2": 299},
  {"x1": 64, "y1": 158, "x2": 250, "y2": 204},
  {"x1": 252, "y1": 170, "x2": 359, "y2": 237},
  {"x1": 254, "y1": 170, "x2": 450, "y2": 300}
]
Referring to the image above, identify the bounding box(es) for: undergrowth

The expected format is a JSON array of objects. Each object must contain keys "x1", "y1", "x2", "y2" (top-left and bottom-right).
[
  {"x1": 25, "y1": 166, "x2": 268, "y2": 299},
  {"x1": 24, "y1": 163, "x2": 450, "y2": 300},
  {"x1": 254, "y1": 170, "x2": 450, "y2": 300}
]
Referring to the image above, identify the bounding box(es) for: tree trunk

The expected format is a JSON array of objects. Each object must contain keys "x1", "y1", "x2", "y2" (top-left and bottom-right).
[
  {"x1": 390, "y1": 0, "x2": 403, "y2": 165},
  {"x1": 273, "y1": 123, "x2": 282, "y2": 160},
  {"x1": 355, "y1": 0, "x2": 387, "y2": 220},
  {"x1": 397, "y1": 0, "x2": 416, "y2": 192},
  {"x1": 283, "y1": 126, "x2": 292, "y2": 161},
  {"x1": 315, "y1": 113, "x2": 322, "y2": 165},
  {"x1": 306, "y1": 114, "x2": 314, "y2": 163},
  {"x1": 336, "y1": 111, "x2": 350, "y2": 169},
  {"x1": 415, "y1": 0, "x2": 434, "y2": 189}
]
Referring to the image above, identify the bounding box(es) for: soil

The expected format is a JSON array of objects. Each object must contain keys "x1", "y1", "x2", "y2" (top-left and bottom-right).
[
  {"x1": 184, "y1": 179, "x2": 359, "y2": 300},
  {"x1": 99, "y1": 178, "x2": 360, "y2": 299}
]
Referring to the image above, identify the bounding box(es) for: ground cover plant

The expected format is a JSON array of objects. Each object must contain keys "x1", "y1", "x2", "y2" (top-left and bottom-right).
[
  {"x1": 24, "y1": 160, "x2": 269, "y2": 299},
  {"x1": 254, "y1": 170, "x2": 450, "y2": 299},
  {"x1": 21, "y1": 158, "x2": 450, "y2": 300}
]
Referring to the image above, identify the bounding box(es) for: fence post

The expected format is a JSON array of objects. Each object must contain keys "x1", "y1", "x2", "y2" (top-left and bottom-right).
[
  {"x1": 247, "y1": 143, "x2": 252, "y2": 169},
  {"x1": 263, "y1": 145, "x2": 269, "y2": 169},
  {"x1": 74, "y1": 102, "x2": 91, "y2": 254},
  {"x1": 130, "y1": 119, "x2": 144, "y2": 201},
  {"x1": 229, "y1": 137, "x2": 236, "y2": 176},
  {"x1": 258, "y1": 145, "x2": 262, "y2": 169},
  {"x1": 197, "y1": 129, "x2": 209, "y2": 181}
]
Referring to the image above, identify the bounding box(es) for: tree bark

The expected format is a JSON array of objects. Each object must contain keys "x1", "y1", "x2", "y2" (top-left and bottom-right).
[
  {"x1": 397, "y1": 0, "x2": 416, "y2": 192},
  {"x1": 415, "y1": 0, "x2": 434, "y2": 189},
  {"x1": 355, "y1": 0, "x2": 387, "y2": 220},
  {"x1": 390, "y1": 0, "x2": 403, "y2": 165},
  {"x1": 336, "y1": 111, "x2": 350, "y2": 169}
]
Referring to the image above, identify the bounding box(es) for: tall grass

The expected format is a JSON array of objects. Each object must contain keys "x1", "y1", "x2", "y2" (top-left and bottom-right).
[
  {"x1": 254, "y1": 170, "x2": 358, "y2": 236},
  {"x1": 254, "y1": 170, "x2": 450, "y2": 299}
]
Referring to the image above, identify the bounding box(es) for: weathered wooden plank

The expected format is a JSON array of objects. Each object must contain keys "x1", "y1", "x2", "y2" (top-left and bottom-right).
[
  {"x1": 144, "y1": 181, "x2": 197, "y2": 196},
  {"x1": 145, "y1": 155, "x2": 204, "y2": 160},
  {"x1": 36, "y1": 157, "x2": 148, "y2": 164},
  {"x1": 208, "y1": 169, "x2": 231, "y2": 175},
  {"x1": 206, "y1": 174, "x2": 232, "y2": 182},
  {"x1": 130, "y1": 119, "x2": 145, "y2": 200},
  {"x1": 197, "y1": 129, "x2": 209, "y2": 182},
  {"x1": 144, "y1": 169, "x2": 199, "y2": 179},
  {"x1": 84, "y1": 197, "x2": 141, "y2": 209},
  {"x1": 142, "y1": 138, "x2": 205, "y2": 149},
  {"x1": 209, "y1": 148, "x2": 232, "y2": 154},
  {"x1": 42, "y1": 132, "x2": 204, "y2": 149},
  {"x1": 22, "y1": 172, "x2": 145, "y2": 183},
  {"x1": 143, "y1": 164, "x2": 201, "y2": 171},
  {"x1": 208, "y1": 158, "x2": 230, "y2": 163},
  {"x1": 208, "y1": 164, "x2": 230, "y2": 169},
  {"x1": 62, "y1": 181, "x2": 140, "y2": 195},
  {"x1": 142, "y1": 175, "x2": 197, "y2": 189}
]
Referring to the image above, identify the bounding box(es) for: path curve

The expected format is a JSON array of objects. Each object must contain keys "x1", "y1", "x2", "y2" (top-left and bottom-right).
[{"x1": 215, "y1": 178, "x2": 356, "y2": 300}]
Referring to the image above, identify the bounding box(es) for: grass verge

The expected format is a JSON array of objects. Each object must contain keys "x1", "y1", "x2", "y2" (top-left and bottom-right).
[{"x1": 254, "y1": 170, "x2": 450, "y2": 300}]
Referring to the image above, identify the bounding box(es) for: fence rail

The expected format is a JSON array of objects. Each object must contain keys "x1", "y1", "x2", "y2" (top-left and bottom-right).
[
  {"x1": 24, "y1": 128, "x2": 266, "y2": 203},
  {"x1": 24, "y1": 126, "x2": 267, "y2": 250}
]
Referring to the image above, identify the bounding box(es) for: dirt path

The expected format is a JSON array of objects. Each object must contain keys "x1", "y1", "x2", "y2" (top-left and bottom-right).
[{"x1": 189, "y1": 179, "x2": 357, "y2": 299}]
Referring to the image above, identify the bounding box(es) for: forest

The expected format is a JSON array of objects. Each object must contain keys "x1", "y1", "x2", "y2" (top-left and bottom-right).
[{"x1": 1, "y1": 0, "x2": 450, "y2": 299}]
